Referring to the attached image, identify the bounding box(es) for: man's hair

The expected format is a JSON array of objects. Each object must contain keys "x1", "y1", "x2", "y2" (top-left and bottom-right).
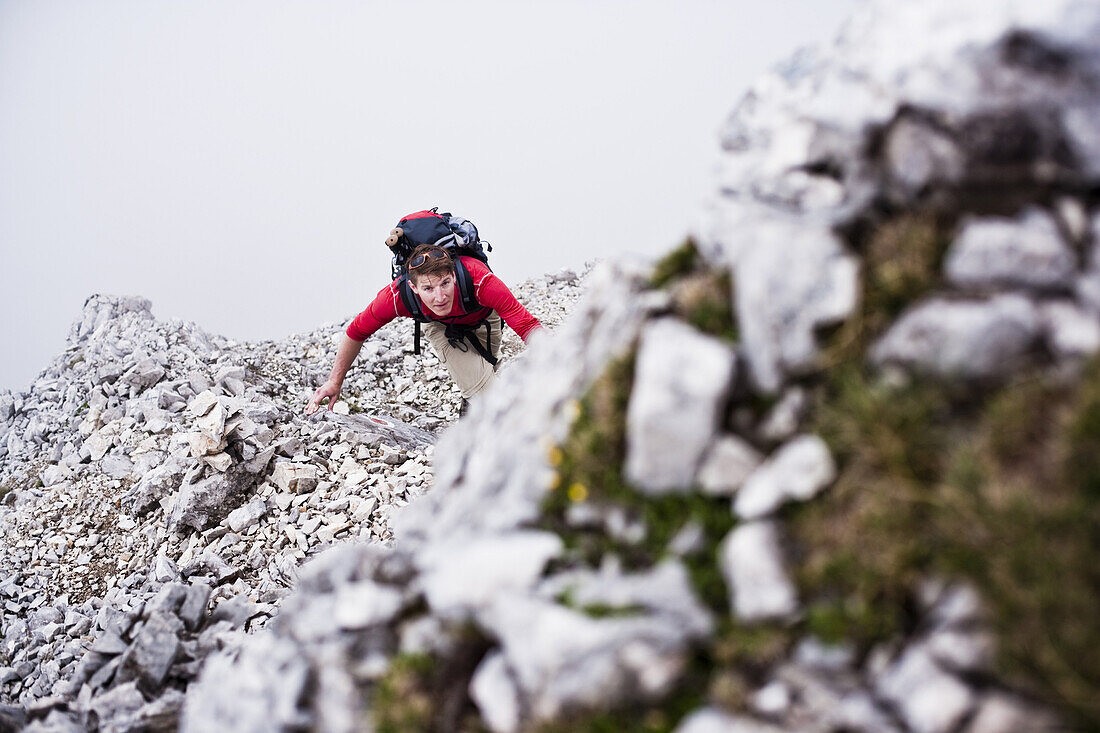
[{"x1": 407, "y1": 244, "x2": 456, "y2": 284}]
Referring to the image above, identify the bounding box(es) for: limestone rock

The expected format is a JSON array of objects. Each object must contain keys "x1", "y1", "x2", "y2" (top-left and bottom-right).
[
  {"x1": 469, "y1": 651, "x2": 522, "y2": 733},
  {"x1": 734, "y1": 435, "x2": 835, "y2": 519},
  {"x1": 539, "y1": 560, "x2": 714, "y2": 639},
  {"x1": 726, "y1": 212, "x2": 859, "y2": 393},
  {"x1": 720, "y1": 521, "x2": 797, "y2": 622},
  {"x1": 168, "y1": 465, "x2": 259, "y2": 534},
  {"x1": 674, "y1": 708, "x2": 786, "y2": 733},
  {"x1": 480, "y1": 594, "x2": 693, "y2": 725},
  {"x1": 624, "y1": 318, "x2": 737, "y2": 493},
  {"x1": 114, "y1": 612, "x2": 182, "y2": 693},
  {"x1": 876, "y1": 645, "x2": 976, "y2": 733},
  {"x1": 871, "y1": 294, "x2": 1042, "y2": 380},
  {"x1": 1040, "y1": 300, "x2": 1100, "y2": 358},
  {"x1": 271, "y1": 462, "x2": 318, "y2": 494},
  {"x1": 180, "y1": 634, "x2": 311, "y2": 733},
  {"x1": 331, "y1": 580, "x2": 404, "y2": 631},
  {"x1": 416, "y1": 531, "x2": 563, "y2": 615},
  {"x1": 965, "y1": 693, "x2": 1060, "y2": 733},
  {"x1": 945, "y1": 209, "x2": 1077, "y2": 292},
  {"x1": 224, "y1": 497, "x2": 268, "y2": 533},
  {"x1": 696, "y1": 435, "x2": 763, "y2": 497}
]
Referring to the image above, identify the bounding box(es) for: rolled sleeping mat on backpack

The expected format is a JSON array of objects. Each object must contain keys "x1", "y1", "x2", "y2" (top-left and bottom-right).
[{"x1": 385, "y1": 227, "x2": 404, "y2": 248}]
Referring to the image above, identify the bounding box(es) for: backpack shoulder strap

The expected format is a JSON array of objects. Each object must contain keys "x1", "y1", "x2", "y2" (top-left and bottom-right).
[
  {"x1": 453, "y1": 257, "x2": 482, "y2": 314},
  {"x1": 396, "y1": 274, "x2": 430, "y2": 323}
]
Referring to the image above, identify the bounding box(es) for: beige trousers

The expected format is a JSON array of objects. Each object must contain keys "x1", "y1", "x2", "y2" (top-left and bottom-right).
[{"x1": 423, "y1": 312, "x2": 503, "y2": 399}]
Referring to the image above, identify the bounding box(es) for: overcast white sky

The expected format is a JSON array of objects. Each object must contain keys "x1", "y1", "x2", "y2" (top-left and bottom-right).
[{"x1": 0, "y1": 0, "x2": 859, "y2": 392}]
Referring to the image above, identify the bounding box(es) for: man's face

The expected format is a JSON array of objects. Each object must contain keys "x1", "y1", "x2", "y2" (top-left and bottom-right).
[{"x1": 410, "y1": 271, "x2": 455, "y2": 316}]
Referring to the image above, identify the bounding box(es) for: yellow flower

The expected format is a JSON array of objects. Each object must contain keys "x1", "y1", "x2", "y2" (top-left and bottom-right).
[
  {"x1": 547, "y1": 445, "x2": 563, "y2": 467},
  {"x1": 568, "y1": 483, "x2": 588, "y2": 503}
]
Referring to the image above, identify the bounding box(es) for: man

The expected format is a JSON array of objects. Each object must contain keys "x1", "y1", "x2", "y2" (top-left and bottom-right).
[{"x1": 305, "y1": 243, "x2": 542, "y2": 414}]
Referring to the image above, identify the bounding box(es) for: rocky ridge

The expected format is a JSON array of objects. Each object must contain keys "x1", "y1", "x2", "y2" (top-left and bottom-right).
[
  {"x1": 179, "y1": 1, "x2": 1098, "y2": 732},
  {"x1": 5, "y1": 0, "x2": 1100, "y2": 731},
  {"x1": 0, "y1": 269, "x2": 585, "y2": 731}
]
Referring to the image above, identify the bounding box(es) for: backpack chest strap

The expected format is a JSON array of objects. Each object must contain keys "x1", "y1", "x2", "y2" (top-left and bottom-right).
[{"x1": 443, "y1": 319, "x2": 498, "y2": 367}]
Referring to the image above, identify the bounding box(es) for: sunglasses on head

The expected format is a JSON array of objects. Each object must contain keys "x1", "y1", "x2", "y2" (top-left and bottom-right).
[{"x1": 408, "y1": 248, "x2": 450, "y2": 271}]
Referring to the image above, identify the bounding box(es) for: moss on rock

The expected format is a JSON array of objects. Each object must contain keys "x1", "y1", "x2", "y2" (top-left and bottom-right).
[
  {"x1": 789, "y1": 359, "x2": 1100, "y2": 727},
  {"x1": 647, "y1": 238, "x2": 738, "y2": 342},
  {"x1": 542, "y1": 349, "x2": 735, "y2": 612},
  {"x1": 371, "y1": 628, "x2": 492, "y2": 733},
  {"x1": 650, "y1": 238, "x2": 701, "y2": 289},
  {"x1": 822, "y1": 212, "x2": 952, "y2": 368}
]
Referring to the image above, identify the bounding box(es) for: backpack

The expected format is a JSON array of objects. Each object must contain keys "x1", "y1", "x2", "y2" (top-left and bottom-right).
[
  {"x1": 386, "y1": 208, "x2": 490, "y2": 279},
  {"x1": 385, "y1": 208, "x2": 498, "y2": 364}
]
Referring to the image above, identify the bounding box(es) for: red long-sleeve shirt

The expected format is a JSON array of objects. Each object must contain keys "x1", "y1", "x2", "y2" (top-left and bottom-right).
[{"x1": 346, "y1": 257, "x2": 542, "y2": 342}]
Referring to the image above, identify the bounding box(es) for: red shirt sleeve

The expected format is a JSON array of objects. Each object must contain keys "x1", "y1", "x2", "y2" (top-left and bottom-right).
[
  {"x1": 464, "y1": 258, "x2": 543, "y2": 342},
  {"x1": 346, "y1": 282, "x2": 409, "y2": 341}
]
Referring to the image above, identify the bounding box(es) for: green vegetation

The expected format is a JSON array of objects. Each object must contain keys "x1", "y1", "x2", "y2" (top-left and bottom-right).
[
  {"x1": 793, "y1": 210, "x2": 1099, "y2": 727},
  {"x1": 371, "y1": 630, "x2": 492, "y2": 733},
  {"x1": 822, "y1": 212, "x2": 951, "y2": 367},
  {"x1": 555, "y1": 589, "x2": 646, "y2": 619},
  {"x1": 790, "y1": 358, "x2": 1100, "y2": 728},
  {"x1": 541, "y1": 351, "x2": 735, "y2": 611},
  {"x1": 535, "y1": 220, "x2": 1098, "y2": 729},
  {"x1": 532, "y1": 682, "x2": 705, "y2": 733},
  {"x1": 671, "y1": 271, "x2": 737, "y2": 343},
  {"x1": 649, "y1": 239, "x2": 701, "y2": 289},
  {"x1": 372, "y1": 654, "x2": 437, "y2": 733},
  {"x1": 648, "y1": 238, "x2": 738, "y2": 343}
]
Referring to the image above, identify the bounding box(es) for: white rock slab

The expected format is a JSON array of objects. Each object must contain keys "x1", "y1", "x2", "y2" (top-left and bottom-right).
[
  {"x1": 696, "y1": 435, "x2": 763, "y2": 497},
  {"x1": 871, "y1": 294, "x2": 1042, "y2": 380},
  {"x1": 417, "y1": 531, "x2": 563, "y2": 614},
  {"x1": 188, "y1": 390, "x2": 220, "y2": 418},
  {"x1": 720, "y1": 521, "x2": 797, "y2": 622},
  {"x1": 945, "y1": 209, "x2": 1077, "y2": 291},
  {"x1": 877, "y1": 645, "x2": 975, "y2": 733},
  {"x1": 624, "y1": 318, "x2": 737, "y2": 494},
  {"x1": 735, "y1": 435, "x2": 836, "y2": 519},
  {"x1": 674, "y1": 707, "x2": 786, "y2": 733},
  {"x1": 332, "y1": 580, "x2": 403, "y2": 631},
  {"x1": 469, "y1": 651, "x2": 522, "y2": 733}
]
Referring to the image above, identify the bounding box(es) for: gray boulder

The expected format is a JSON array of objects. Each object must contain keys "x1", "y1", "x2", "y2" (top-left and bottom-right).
[
  {"x1": 321, "y1": 412, "x2": 436, "y2": 452},
  {"x1": 127, "y1": 457, "x2": 190, "y2": 517},
  {"x1": 870, "y1": 294, "x2": 1042, "y2": 380},
  {"x1": 167, "y1": 465, "x2": 259, "y2": 534},
  {"x1": 945, "y1": 209, "x2": 1077, "y2": 292},
  {"x1": 469, "y1": 651, "x2": 522, "y2": 733},
  {"x1": 113, "y1": 613, "x2": 181, "y2": 693},
  {"x1": 180, "y1": 633, "x2": 312, "y2": 733},
  {"x1": 538, "y1": 560, "x2": 714, "y2": 639},
  {"x1": 674, "y1": 707, "x2": 786, "y2": 733},
  {"x1": 414, "y1": 530, "x2": 563, "y2": 616}
]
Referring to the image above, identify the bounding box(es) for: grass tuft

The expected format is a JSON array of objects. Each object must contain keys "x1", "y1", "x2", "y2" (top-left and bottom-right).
[
  {"x1": 790, "y1": 359, "x2": 1100, "y2": 727},
  {"x1": 650, "y1": 239, "x2": 701, "y2": 289}
]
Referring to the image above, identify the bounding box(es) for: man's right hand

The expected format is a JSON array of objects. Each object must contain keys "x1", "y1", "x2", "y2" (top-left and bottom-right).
[{"x1": 306, "y1": 380, "x2": 342, "y2": 415}]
